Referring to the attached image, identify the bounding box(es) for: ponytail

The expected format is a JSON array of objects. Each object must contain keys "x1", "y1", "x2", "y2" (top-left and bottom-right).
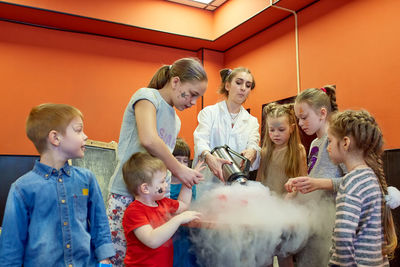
[
  {"x1": 321, "y1": 85, "x2": 338, "y2": 112},
  {"x1": 148, "y1": 65, "x2": 170, "y2": 89},
  {"x1": 148, "y1": 58, "x2": 207, "y2": 90},
  {"x1": 295, "y1": 85, "x2": 338, "y2": 114}
]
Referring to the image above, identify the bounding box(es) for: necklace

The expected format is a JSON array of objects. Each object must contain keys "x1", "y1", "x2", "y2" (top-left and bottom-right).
[
  {"x1": 230, "y1": 112, "x2": 239, "y2": 121},
  {"x1": 229, "y1": 111, "x2": 240, "y2": 128}
]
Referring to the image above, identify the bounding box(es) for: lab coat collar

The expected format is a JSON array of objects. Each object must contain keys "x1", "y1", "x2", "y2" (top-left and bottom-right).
[{"x1": 219, "y1": 100, "x2": 251, "y2": 122}]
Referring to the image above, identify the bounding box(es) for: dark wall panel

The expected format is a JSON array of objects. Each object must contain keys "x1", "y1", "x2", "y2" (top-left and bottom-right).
[{"x1": 0, "y1": 155, "x2": 38, "y2": 224}]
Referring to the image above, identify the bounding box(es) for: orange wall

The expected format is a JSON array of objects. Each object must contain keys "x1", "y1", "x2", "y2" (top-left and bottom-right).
[
  {"x1": 1, "y1": 0, "x2": 399, "y2": 156},
  {"x1": 0, "y1": 21, "x2": 204, "y2": 155},
  {"x1": 217, "y1": 0, "x2": 400, "y2": 149},
  {"x1": 202, "y1": 50, "x2": 225, "y2": 107}
]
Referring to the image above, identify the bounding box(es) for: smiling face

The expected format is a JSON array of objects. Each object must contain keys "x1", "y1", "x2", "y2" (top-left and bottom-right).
[
  {"x1": 59, "y1": 116, "x2": 87, "y2": 159},
  {"x1": 267, "y1": 115, "x2": 292, "y2": 149},
  {"x1": 172, "y1": 79, "x2": 207, "y2": 111},
  {"x1": 226, "y1": 71, "x2": 253, "y2": 105},
  {"x1": 294, "y1": 102, "x2": 325, "y2": 136}
]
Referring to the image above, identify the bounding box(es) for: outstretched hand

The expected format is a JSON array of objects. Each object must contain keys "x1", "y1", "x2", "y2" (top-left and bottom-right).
[
  {"x1": 285, "y1": 176, "x2": 318, "y2": 194},
  {"x1": 194, "y1": 159, "x2": 206, "y2": 173},
  {"x1": 176, "y1": 210, "x2": 202, "y2": 224},
  {"x1": 174, "y1": 165, "x2": 204, "y2": 188}
]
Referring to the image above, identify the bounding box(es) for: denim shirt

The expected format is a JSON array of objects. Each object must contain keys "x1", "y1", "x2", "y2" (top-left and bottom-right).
[{"x1": 0, "y1": 160, "x2": 115, "y2": 267}]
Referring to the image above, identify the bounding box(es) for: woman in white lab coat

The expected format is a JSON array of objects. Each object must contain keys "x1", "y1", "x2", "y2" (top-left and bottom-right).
[{"x1": 193, "y1": 67, "x2": 260, "y2": 181}]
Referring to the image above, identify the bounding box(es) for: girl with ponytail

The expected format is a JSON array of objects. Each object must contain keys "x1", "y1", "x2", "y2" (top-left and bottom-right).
[
  {"x1": 284, "y1": 85, "x2": 345, "y2": 267},
  {"x1": 327, "y1": 109, "x2": 397, "y2": 265},
  {"x1": 107, "y1": 58, "x2": 208, "y2": 266}
]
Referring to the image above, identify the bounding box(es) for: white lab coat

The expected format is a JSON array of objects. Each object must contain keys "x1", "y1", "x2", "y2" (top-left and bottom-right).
[{"x1": 193, "y1": 101, "x2": 261, "y2": 170}]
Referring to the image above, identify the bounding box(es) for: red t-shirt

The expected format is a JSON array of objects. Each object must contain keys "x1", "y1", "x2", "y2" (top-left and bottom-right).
[{"x1": 122, "y1": 198, "x2": 179, "y2": 267}]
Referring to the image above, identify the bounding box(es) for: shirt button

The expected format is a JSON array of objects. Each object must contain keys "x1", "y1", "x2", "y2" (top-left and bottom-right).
[
  {"x1": 61, "y1": 199, "x2": 66, "y2": 204},
  {"x1": 64, "y1": 221, "x2": 68, "y2": 226},
  {"x1": 58, "y1": 178, "x2": 62, "y2": 183},
  {"x1": 66, "y1": 244, "x2": 70, "y2": 248}
]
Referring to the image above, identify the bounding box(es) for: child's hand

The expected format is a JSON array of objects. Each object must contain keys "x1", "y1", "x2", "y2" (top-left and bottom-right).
[
  {"x1": 194, "y1": 159, "x2": 206, "y2": 173},
  {"x1": 286, "y1": 177, "x2": 318, "y2": 194},
  {"x1": 285, "y1": 178, "x2": 297, "y2": 193},
  {"x1": 175, "y1": 165, "x2": 204, "y2": 188},
  {"x1": 176, "y1": 210, "x2": 202, "y2": 224}
]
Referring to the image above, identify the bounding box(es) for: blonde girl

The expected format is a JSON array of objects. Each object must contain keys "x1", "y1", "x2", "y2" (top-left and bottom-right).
[
  {"x1": 257, "y1": 102, "x2": 307, "y2": 196},
  {"x1": 107, "y1": 58, "x2": 207, "y2": 266},
  {"x1": 285, "y1": 85, "x2": 344, "y2": 267},
  {"x1": 327, "y1": 110, "x2": 397, "y2": 266},
  {"x1": 256, "y1": 102, "x2": 307, "y2": 267}
]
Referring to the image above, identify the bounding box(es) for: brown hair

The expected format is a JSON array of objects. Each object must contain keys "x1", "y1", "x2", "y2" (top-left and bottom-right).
[
  {"x1": 258, "y1": 102, "x2": 303, "y2": 181},
  {"x1": 329, "y1": 110, "x2": 397, "y2": 258},
  {"x1": 295, "y1": 85, "x2": 338, "y2": 114},
  {"x1": 26, "y1": 103, "x2": 83, "y2": 154},
  {"x1": 148, "y1": 57, "x2": 207, "y2": 89},
  {"x1": 173, "y1": 137, "x2": 190, "y2": 158},
  {"x1": 218, "y1": 67, "x2": 255, "y2": 97},
  {"x1": 123, "y1": 152, "x2": 167, "y2": 196}
]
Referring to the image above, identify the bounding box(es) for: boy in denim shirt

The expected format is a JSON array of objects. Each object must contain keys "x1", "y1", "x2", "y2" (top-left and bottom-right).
[{"x1": 0, "y1": 103, "x2": 115, "y2": 266}]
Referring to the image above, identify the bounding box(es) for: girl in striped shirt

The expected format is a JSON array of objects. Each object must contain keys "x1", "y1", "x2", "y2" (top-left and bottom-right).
[{"x1": 327, "y1": 110, "x2": 397, "y2": 266}]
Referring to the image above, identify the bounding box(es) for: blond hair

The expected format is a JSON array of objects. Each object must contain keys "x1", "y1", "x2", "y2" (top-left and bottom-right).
[
  {"x1": 258, "y1": 103, "x2": 303, "y2": 182},
  {"x1": 329, "y1": 110, "x2": 397, "y2": 258},
  {"x1": 148, "y1": 57, "x2": 207, "y2": 89},
  {"x1": 218, "y1": 67, "x2": 255, "y2": 96},
  {"x1": 26, "y1": 103, "x2": 83, "y2": 154},
  {"x1": 123, "y1": 152, "x2": 167, "y2": 196},
  {"x1": 295, "y1": 85, "x2": 338, "y2": 114}
]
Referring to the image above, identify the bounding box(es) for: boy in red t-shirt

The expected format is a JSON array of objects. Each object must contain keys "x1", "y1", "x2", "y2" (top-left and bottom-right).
[{"x1": 122, "y1": 152, "x2": 202, "y2": 267}]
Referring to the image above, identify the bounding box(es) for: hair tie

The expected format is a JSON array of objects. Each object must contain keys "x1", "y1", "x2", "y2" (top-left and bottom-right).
[
  {"x1": 320, "y1": 87, "x2": 327, "y2": 93},
  {"x1": 385, "y1": 186, "x2": 400, "y2": 209}
]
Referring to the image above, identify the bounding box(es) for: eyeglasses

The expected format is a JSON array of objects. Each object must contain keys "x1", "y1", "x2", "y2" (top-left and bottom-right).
[{"x1": 308, "y1": 146, "x2": 319, "y2": 174}]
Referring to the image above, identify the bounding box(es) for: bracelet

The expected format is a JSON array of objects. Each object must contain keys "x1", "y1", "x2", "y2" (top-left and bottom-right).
[{"x1": 200, "y1": 150, "x2": 211, "y2": 161}]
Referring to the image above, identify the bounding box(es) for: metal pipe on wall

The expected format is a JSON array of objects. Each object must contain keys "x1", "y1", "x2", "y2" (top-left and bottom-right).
[{"x1": 269, "y1": 0, "x2": 301, "y2": 94}]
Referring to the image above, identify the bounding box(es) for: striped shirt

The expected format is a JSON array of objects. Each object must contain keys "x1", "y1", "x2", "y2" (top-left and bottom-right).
[{"x1": 329, "y1": 167, "x2": 389, "y2": 267}]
